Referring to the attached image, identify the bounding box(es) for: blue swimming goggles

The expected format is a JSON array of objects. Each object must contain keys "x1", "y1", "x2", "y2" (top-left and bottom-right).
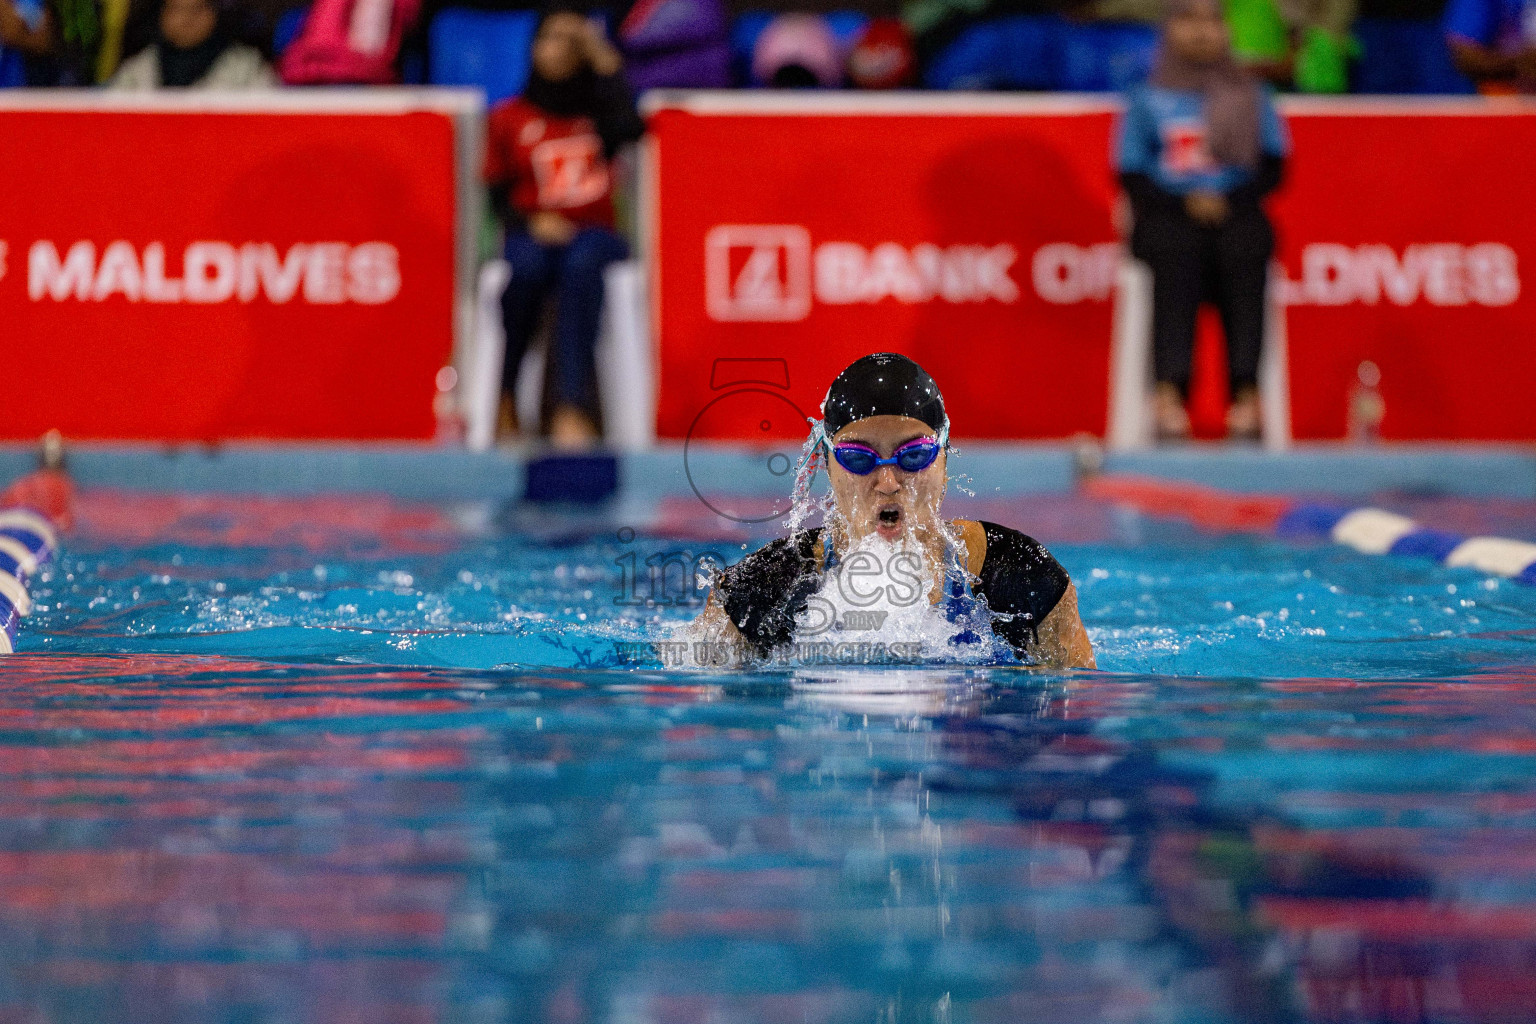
[{"x1": 827, "y1": 425, "x2": 948, "y2": 476}]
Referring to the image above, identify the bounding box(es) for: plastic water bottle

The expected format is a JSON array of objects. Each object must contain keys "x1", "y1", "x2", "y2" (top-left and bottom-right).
[{"x1": 1348, "y1": 360, "x2": 1384, "y2": 443}]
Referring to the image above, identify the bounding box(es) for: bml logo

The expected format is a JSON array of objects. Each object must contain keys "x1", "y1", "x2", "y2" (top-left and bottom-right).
[
  {"x1": 1161, "y1": 120, "x2": 1217, "y2": 176},
  {"x1": 705, "y1": 224, "x2": 811, "y2": 322}
]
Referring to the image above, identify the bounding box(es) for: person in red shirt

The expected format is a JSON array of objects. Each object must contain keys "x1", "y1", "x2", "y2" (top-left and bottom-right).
[{"x1": 484, "y1": 5, "x2": 644, "y2": 448}]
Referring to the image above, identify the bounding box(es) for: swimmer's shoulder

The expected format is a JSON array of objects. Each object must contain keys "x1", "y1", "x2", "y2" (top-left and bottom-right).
[
  {"x1": 951, "y1": 518, "x2": 1071, "y2": 614},
  {"x1": 954, "y1": 520, "x2": 1091, "y2": 668},
  {"x1": 952, "y1": 519, "x2": 988, "y2": 577}
]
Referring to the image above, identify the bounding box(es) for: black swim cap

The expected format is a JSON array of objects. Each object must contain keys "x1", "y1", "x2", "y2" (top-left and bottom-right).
[{"x1": 820, "y1": 353, "x2": 947, "y2": 438}]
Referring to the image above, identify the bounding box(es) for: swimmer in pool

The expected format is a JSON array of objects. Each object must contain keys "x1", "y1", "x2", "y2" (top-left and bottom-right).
[{"x1": 691, "y1": 353, "x2": 1096, "y2": 669}]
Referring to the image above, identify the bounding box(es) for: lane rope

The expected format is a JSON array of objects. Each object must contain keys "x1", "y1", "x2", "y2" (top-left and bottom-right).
[
  {"x1": 1086, "y1": 476, "x2": 1536, "y2": 586},
  {"x1": 0, "y1": 460, "x2": 71, "y2": 656}
]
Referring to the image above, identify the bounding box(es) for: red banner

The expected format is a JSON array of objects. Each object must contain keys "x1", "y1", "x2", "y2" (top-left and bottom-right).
[
  {"x1": 0, "y1": 100, "x2": 460, "y2": 441},
  {"x1": 1270, "y1": 101, "x2": 1536, "y2": 441},
  {"x1": 650, "y1": 98, "x2": 1120, "y2": 443},
  {"x1": 647, "y1": 96, "x2": 1536, "y2": 442}
]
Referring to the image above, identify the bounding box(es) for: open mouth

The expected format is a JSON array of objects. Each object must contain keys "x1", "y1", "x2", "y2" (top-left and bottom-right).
[{"x1": 875, "y1": 505, "x2": 902, "y2": 536}]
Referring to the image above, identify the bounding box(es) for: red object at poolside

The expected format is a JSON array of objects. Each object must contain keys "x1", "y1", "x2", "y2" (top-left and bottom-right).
[{"x1": 0, "y1": 469, "x2": 74, "y2": 532}]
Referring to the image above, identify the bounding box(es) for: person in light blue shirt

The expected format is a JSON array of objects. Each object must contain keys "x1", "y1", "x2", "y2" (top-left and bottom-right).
[
  {"x1": 1443, "y1": 0, "x2": 1536, "y2": 90},
  {"x1": 1116, "y1": 0, "x2": 1289, "y2": 442}
]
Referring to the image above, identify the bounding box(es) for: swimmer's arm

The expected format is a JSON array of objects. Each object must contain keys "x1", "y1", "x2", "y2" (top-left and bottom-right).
[
  {"x1": 682, "y1": 596, "x2": 753, "y2": 668},
  {"x1": 688, "y1": 595, "x2": 739, "y2": 640},
  {"x1": 1029, "y1": 583, "x2": 1096, "y2": 670}
]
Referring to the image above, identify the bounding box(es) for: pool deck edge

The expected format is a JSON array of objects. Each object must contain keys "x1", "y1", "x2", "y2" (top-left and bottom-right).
[{"x1": 0, "y1": 441, "x2": 1532, "y2": 500}]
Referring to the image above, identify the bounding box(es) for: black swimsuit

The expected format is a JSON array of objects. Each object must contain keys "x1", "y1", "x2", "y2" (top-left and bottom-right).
[{"x1": 710, "y1": 521, "x2": 1071, "y2": 661}]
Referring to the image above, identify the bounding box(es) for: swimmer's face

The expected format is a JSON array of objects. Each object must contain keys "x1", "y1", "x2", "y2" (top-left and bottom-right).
[
  {"x1": 1165, "y1": 0, "x2": 1230, "y2": 65},
  {"x1": 828, "y1": 414, "x2": 946, "y2": 544}
]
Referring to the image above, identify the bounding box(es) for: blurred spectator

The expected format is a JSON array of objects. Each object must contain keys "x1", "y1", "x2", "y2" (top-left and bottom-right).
[
  {"x1": 618, "y1": 0, "x2": 731, "y2": 89},
  {"x1": 52, "y1": 0, "x2": 112, "y2": 81},
  {"x1": 847, "y1": 15, "x2": 915, "y2": 86},
  {"x1": 484, "y1": 4, "x2": 644, "y2": 448},
  {"x1": 1076, "y1": 0, "x2": 1161, "y2": 21},
  {"x1": 1353, "y1": 0, "x2": 1470, "y2": 93},
  {"x1": 753, "y1": 11, "x2": 840, "y2": 85},
  {"x1": 1224, "y1": 0, "x2": 1356, "y2": 91},
  {"x1": 111, "y1": 0, "x2": 275, "y2": 86},
  {"x1": 0, "y1": 0, "x2": 56, "y2": 83},
  {"x1": 1443, "y1": 0, "x2": 1536, "y2": 91},
  {"x1": 96, "y1": 0, "x2": 134, "y2": 76},
  {"x1": 235, "y1": 0, "x2": 302, "y2": 56},
  {"x1": 1288, "y1": 0, "x2": 1357, "y2": 91},
  {"x1": 279, "y1": 0, "x2": 419, "y2": 83},
  {"x1": 2, "y1": 0, "x2": 156, "y2": 84},
  {"x1": 1116, "y1": 0, "x2": 1288, "y2": 441},
  {"x1": 904, "y1": 0, "x2": 1059, "y2": 76}
]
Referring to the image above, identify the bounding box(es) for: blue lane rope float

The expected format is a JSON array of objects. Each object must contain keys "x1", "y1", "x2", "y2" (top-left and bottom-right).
[
  {"x1": 0, "y1": 508, "x2": 58, "y2": 656},
  {"x1": 1279, "y1": 504, "x2": 1536, "y2": 586}
]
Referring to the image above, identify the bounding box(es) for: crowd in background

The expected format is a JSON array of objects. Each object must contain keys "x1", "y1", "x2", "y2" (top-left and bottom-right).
[
  {"x1": 0, "y1": 0, "x2": 1524, "y2": 448},
  {"x1": 0, "y1": 0, "x2": 1532, "y2": 93}
]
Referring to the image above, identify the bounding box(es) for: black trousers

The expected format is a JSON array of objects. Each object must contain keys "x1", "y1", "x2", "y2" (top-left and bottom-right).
[{"x1": 1132, "y1": 205, "x2": 1274, "y2": 399}]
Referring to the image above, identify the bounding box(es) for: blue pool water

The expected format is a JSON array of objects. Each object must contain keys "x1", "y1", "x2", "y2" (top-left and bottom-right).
[{"x1": 4, "y1": 487, "x2": 1536, "y2": 1023}]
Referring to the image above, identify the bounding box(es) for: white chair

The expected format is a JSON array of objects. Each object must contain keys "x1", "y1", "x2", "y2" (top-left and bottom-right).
[
  {"x1": 462, "y1": 260, "x2": 511, "y2": 451},
  {"x1": 1107, "y1": 257, "x2": 1291, "y2": 451},
  {"x1": 595, "y1": 261, "x2": 657, "y2": 452},
  {"x1": 459, "y1": 258, "x2": 655, "y2": 451}
]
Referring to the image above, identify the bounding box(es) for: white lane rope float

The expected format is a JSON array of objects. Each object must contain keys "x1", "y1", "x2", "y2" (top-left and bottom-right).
[{"x1": 0, "y1": 508, "x2": 58, "y2": 656}]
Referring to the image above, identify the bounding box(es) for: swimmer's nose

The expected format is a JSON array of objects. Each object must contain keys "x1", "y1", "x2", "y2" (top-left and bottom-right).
[{"x1": 872, "y1": 465, "x2": 900, "y2": 493}]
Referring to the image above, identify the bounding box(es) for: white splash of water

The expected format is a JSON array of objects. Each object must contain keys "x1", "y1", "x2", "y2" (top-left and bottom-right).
[
  {"x1": 788, "y1": 666, "x2": 990, "y2": 716},
  {"x1": 791, "y1": 531, "x2": 986, "y2": 661},
  {"x1": 782, "y1": 423, "x2": 834, "y2": 538}
]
